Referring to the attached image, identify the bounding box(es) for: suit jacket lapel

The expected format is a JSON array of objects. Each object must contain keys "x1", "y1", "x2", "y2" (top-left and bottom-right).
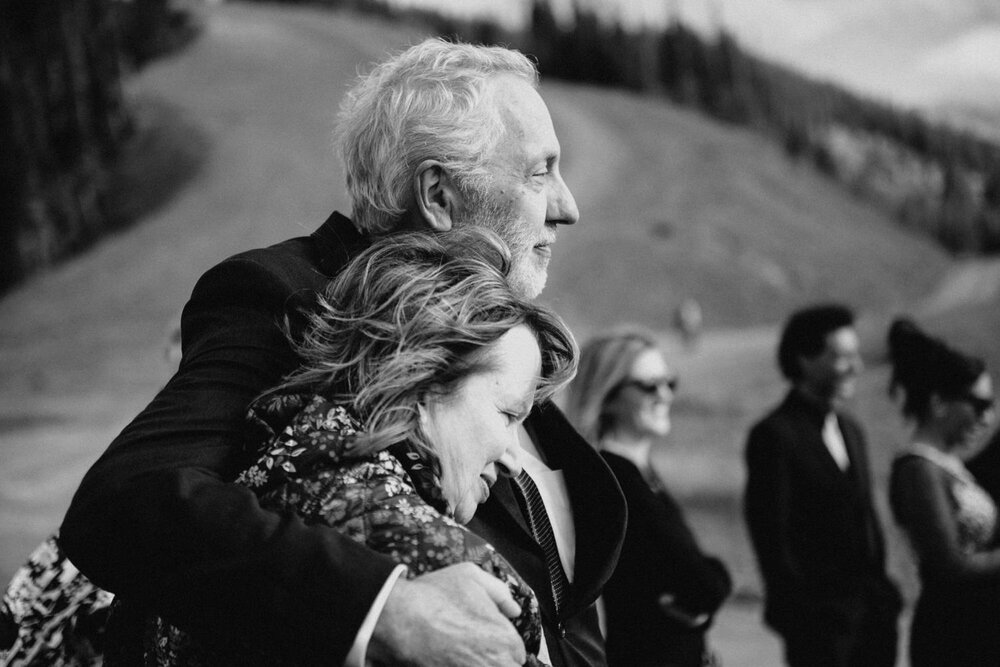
[
  {"x1": 490, "y1": 474, "x2": 532, "y2": 538},
  {"x1": 784, "y1": 392, "x2": 848, "y2": 481},
  {"x1": 528, "y1": 403, "x2": 626, "y2": 614}
]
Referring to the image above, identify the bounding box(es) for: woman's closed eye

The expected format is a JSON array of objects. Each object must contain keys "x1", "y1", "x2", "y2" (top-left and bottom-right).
[{"x1": 502, "y1": 405, "x2": 531, "y2": 426}]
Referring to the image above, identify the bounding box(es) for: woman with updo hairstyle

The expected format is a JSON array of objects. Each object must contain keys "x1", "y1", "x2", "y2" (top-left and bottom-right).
[
  {"x1": 887, "y1": 317, "x2": 1000, "y2": 666},
  {"x1": 564, "y1": 328, "x2": 731, "y2": 667}
]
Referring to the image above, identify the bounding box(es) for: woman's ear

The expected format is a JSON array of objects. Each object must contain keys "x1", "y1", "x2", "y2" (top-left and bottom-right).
[{"x1": 413, "y1": 160, "x2": 462, "y2": 231}]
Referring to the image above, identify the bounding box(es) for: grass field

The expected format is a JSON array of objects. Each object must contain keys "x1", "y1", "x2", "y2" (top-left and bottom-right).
[{"x1": 3, "y1": 3, "x2": 999, "y2": 664}]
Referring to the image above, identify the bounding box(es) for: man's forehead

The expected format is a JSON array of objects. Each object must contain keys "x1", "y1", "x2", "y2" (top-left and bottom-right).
[{"x1": 491, "y1": 76, "x2": 558, "y2": 147}]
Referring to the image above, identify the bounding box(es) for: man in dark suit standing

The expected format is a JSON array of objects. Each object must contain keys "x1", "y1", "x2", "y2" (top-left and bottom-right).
[
  {"x1": 60, "y1": 38, "x2": 624, "y2": 667},
  {"x1": 744, "y1": 304, "x2": 901, "y2": 667}
]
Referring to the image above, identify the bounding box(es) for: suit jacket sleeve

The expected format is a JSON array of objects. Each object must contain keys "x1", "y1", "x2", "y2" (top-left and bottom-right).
[
  {"x1": 59, "y1": 255, "x2": 398, "y2": 665},
  {"x1": 744, "y1": 420, "x2": 808, "y2": 610}
]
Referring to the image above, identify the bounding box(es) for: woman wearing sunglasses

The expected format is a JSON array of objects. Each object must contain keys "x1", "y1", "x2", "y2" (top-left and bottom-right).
[
  {"x1": 563, "y1": 328, "x2": 731, "y2": 667},
  {"x1": 887, "y1": 317, "x2": 1000, "y2": 667}
]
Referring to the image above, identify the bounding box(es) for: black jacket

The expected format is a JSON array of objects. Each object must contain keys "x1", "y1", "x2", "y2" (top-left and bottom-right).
[
  {"x1": 743, "y1": 389, "x2": 900, "y2": 636},
  {"x1": 600, "y1": 451, "x2": 731, "y2": 667},
  {"x1": 61, "y1": 211, "x2": 626, "y2": 665}
]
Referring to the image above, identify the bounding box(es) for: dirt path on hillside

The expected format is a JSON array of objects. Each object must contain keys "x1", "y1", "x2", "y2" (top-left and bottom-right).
[{"x1": 2, "y1": 5, "x2": 992, "y2": 665}]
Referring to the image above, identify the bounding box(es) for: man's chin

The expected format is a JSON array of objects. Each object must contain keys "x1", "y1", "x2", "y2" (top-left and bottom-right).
[{"x1": 509, "y1": 267, "x2": 547, "y2": 299}]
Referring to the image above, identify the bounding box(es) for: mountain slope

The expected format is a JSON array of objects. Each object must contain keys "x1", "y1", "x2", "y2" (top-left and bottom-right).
[{"x1": 0, "y1": 7, "x2": 979, "y2": 662}]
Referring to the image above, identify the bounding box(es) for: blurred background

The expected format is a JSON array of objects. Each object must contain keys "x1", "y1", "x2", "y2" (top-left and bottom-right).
[{"x1": 3, "y1": 0, "x2": 1000, "y2": 664}]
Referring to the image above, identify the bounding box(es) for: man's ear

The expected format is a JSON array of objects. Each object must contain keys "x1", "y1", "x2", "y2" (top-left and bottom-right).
[{"x1": 413, "y1": 159, "x2": 462, "y2": 231}]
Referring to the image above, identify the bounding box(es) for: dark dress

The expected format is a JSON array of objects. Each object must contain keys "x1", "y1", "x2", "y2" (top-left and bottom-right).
[
  {"x1": 148, "y1": 393, "x2": 546, "y2": 665},
  {"x1": 600, "y1": 451, "x2": 732, "y2": 667},
  {"x1": 890, "y1": 444, "x2": 1000, "y2": 667}
]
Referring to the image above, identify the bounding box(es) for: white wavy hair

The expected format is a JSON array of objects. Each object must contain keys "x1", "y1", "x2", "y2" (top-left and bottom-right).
[{"x1": 336, "y1": 38, "x2": 539, "y2": 235}]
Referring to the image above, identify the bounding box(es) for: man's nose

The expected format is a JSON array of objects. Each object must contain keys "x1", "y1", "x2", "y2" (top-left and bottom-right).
[
  {"x1": 548, "y1": 172, "x2": 579, "y2": 226},
  {"x1": 498, "y1": 447, "x2": 523, "y2": 478}
]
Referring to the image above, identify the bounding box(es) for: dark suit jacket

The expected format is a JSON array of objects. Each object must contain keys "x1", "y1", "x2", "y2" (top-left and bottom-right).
[
  {"x1": 472, "y1": 413, "x2": 626, "y2": 666},
  {"x1": 600, "y1": 452, "x2": 731, "y2": 667},
  {"x1": 60, "y1": 211, "x2": 626, "y2": 666},
  {"x1": 743, "y1": 390, "x2": 900, "y2": 637}
]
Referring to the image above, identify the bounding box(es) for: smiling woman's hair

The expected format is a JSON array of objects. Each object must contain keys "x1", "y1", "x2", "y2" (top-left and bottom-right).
[
  {"x1": 887, "y1": 317, "x2": 985, "y2": 423},
  {"x1": 336, "y1": 38, "x2": 539, "y2": 236},
  {"x1": 271, "y1": 227, "x2": 576, "y2": 456},
  {"x1": 563, "y1": 327, "x2": 661, "y2": 446}
]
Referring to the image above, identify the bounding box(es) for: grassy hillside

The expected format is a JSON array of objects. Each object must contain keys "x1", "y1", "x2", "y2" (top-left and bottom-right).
[
  {"x1": 4, "y1": 6, "x2": 996, "y2": 660},
  {"x1": 541, "y1": 80, "x2": 951, "y2": 335}
]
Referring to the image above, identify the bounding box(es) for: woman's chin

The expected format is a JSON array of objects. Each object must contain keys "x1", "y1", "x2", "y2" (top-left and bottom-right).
[{"x1": 451, "y1": 499, "x2": 476, "y2": 525}]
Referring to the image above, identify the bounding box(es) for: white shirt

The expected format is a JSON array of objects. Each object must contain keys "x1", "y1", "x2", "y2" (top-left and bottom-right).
[
  {"x1": 518, "y1": 428, "x2": 577, "y2": 582},
  {"x1": 822, "y1": 412, "x2": 851, "y2": 472}
]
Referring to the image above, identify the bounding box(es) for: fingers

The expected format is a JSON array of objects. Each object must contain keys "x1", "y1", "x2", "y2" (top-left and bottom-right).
[
  {"x1": 467, "y1": 565, "x2": 522, "y2": 619},
  {"x1": 371, "y1": 564, "x2": 527, "y2": 666}
]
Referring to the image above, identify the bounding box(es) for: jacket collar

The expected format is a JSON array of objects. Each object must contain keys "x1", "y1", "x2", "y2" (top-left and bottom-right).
[
  {"x1": 784, "y1": 386, "x2": 836, "y2": 427},
  {"x1": 312, "y1": 211, "x2": 370, "y2": 278}
]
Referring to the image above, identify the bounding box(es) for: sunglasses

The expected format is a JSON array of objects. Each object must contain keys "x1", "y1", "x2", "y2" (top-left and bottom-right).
[
  {"x1": 959, "y1": 393, "x2": 996, "y2": 417},
  {"x1": 617, "y1": 376, "x2": 679, "y2": 396}
]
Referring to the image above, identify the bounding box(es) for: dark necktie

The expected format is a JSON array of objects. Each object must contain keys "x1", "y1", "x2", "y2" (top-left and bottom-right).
[{"x1": 513, "y1": 470, "x2": 571, "y2": 615}]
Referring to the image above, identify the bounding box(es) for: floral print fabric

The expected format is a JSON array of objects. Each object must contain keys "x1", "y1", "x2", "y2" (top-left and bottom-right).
[
  {"x1": 0, "y1": 534, "x2": 114, "y2": 666},
  {"x1": 148, "y1": 393, "x2": 544, "y2": 665}
]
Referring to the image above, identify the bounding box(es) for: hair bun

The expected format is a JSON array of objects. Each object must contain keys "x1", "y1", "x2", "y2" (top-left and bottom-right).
[
  {"x1": 887, "y1": 317, "x2": 930, "y2": 371},
  {"x1": 886, "y1": 316, "x2": 986, "y2": 420}
]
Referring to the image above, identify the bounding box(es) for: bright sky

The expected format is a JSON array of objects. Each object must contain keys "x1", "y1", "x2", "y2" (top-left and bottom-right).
[{"x1": 385, "y1": 0, "x2": 1000, "y2": 130}]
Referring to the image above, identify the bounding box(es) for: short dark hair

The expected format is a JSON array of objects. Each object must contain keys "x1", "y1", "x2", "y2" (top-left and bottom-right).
[{"x1": 777, "y1": 304, "x2": 855, "y2": 381}]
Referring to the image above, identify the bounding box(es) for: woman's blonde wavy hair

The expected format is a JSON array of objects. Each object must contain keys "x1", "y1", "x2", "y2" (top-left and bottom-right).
[
  {"x1": 563, "y1": 327, "x2": 662, "y2": 447},
  {"x1": 274, "y1": 228, "x2": 577, "y2": 456}
]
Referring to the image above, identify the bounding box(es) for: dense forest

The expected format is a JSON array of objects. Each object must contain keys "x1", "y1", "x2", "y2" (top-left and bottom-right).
[
  {"x1": 0, "y1": 0, "x2": 197, "y2": 294},
  {"x1": 518, "y1": 4, "x2": 1000, "y2": 256}
]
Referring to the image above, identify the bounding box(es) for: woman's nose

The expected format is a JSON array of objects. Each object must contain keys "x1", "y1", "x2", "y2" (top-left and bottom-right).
[{"x1": 498, "y1": 447, "x2": 523, "y2": 478}]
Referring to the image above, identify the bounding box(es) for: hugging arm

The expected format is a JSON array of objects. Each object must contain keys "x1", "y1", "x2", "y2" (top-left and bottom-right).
[
  {"x1": 61, "y1": 254, "x2": 527, "y2": 665},
  {"x1": 59, "y1": 256, "x2": 399, "y2": 664}
]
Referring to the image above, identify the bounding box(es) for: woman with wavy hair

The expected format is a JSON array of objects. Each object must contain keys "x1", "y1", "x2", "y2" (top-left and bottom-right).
[
  {"x1": 887, "y1": 318, "x2": 1000, "y2": 666},
  {"x1": 563, "y1": 328, "x2": 731, "y2": 667},
  {"x1": 144, "y1": 228, "x2": 577, "y2": 666}
]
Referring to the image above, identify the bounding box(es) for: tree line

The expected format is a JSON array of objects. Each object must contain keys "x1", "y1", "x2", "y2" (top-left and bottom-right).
[
  {"x1": 317, "y1": 0, "x2": 1000, "y2": 256},
  {"x1": 7, "y1": 0, "x2": 1000, "y2": 295},
  {"x1": 0, "y1": 0, "x2": 196, "y2": 295}
]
